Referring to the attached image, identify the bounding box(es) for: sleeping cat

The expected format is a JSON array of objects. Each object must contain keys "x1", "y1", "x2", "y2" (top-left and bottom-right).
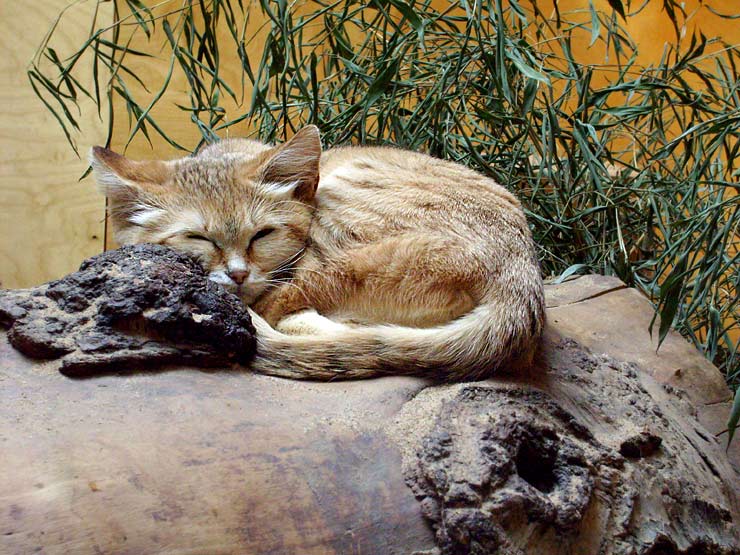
[{"x1": 90, "y1": 125, "x2": 545, "y2": 380}]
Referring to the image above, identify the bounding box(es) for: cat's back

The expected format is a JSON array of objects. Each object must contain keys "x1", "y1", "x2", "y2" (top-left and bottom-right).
[{"x1": 315, "y1": 145, "x2": 526, "y2": 238}]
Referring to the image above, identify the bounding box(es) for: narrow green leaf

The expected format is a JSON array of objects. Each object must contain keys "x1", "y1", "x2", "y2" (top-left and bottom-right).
[
  {"x1": 554, "y1": 263, "x2": 590, "y2": 284},
  {"x1": 606, "y1": 0, "x2": 626, "y2": 20},
  {"x1": 588, "y1": 2, "x2": 601, "y2": 47},
  {"x1": 727, "y1": 389, "x2": 740, "y2": 447}
]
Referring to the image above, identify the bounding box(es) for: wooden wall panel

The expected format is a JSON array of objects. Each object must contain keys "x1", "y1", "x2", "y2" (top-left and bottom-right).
[{"x1": 0, "y1": 0, "x2": 111, "y2": 288}]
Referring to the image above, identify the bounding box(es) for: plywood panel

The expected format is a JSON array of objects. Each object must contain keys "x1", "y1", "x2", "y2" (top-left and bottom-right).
[{"x1": 0, "y1": 0, "x2": 111, "y2": 288}]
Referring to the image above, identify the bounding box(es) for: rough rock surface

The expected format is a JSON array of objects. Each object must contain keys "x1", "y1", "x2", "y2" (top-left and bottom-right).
[
  {"x1": 394, "y1": 339, "x2": 739, "y2": 554},
  {"x1": 0, "y1": 244, "x2": 255, "y2": 375}
]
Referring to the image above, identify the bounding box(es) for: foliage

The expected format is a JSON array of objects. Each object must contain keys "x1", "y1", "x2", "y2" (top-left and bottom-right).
[{"x1": 29, "y1": 1, "x2": 739, "y2": 420}]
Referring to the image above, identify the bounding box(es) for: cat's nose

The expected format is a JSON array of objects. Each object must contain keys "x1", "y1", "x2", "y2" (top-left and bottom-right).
[{"x1": 229, "y1": 269, "x2": 249, "y2": 285}]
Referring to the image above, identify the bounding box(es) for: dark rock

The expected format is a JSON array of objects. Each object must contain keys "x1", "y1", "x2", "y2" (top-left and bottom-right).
[{"x1": 0, "y1": 244, "x2": 255, "y2": 375}]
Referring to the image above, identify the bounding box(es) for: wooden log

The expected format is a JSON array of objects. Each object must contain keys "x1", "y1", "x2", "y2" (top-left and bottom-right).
[
  {"x1": 1, "y1": 250, "x2": 738, "y2": 554},
  {"x1": 395, "y1": 337, "x2": 739, "y2": 554}
]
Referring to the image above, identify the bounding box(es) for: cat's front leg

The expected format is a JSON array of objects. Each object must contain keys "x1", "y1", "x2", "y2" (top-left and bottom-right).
[
  {"x1": 251, "y1": 251, "x2": 326, "y2": 326},
  {"x1": 251, "y1": 287, "x2": 347, "y2": 336},
  {"x1": 250, "y1": 280, "x2": 314, "y2": 327}
]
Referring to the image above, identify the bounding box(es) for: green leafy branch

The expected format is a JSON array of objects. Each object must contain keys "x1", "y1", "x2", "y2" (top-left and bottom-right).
[{"x1": 29, "y1": 0, "x2": 740, "y2": 438}]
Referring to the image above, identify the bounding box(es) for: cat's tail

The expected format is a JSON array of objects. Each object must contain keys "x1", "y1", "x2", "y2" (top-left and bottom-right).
[{"x1": 247, "y1": 283, "x2": 545, "y2": 381}]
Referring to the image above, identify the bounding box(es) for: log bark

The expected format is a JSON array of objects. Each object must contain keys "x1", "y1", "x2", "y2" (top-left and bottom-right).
[{"x1": 0, "y1": 247, "x2": 738, "y2": 554}]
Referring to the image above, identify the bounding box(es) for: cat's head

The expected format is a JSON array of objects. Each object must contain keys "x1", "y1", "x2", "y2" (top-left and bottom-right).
[{"x1": 89, "y1": 126, "x2": 321, "y2": 305}]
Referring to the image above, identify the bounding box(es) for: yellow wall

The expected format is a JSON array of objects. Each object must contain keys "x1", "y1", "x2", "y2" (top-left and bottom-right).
[
  {"x1": 0, "y1": 0, "x2": 112, "y2": 288},
  {"x1": 538, "y1": 0, "x2": 738, "y2": 65}
]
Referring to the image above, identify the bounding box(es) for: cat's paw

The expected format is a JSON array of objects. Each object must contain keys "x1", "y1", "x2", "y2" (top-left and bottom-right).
[{"x1": 276, "y1": 310, "x2": 348, "y2": 336}]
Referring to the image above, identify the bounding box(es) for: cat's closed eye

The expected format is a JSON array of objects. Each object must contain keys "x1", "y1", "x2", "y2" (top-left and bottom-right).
[
  {"x1": 185, "y1": 233, "x2": 218, "y2": 248},
  {"x1": 186, "y1": 233, "x2": 210, "y2": 241},
  {"x1": 251, "y1": 227, "x2": 275, "y2": 243}
]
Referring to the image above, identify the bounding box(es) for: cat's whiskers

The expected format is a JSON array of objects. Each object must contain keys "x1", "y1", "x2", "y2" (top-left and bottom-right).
[
  {"x1": 265, "y1": 278, "x2": 301, "y2": 289},
  {"x1": 270, "y1": 247, "x2": 307, "y2": 274},
  {"x1": 272, "y1": 199, "x2": 309, "y2": 209},
  {"x1": 286, "y1": 267, "x2": 325, "y2": 278}
]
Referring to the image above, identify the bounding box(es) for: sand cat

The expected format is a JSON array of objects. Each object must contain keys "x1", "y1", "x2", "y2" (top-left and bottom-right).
[{"x1": 90, "y1": 125, "x2": 545, "y2": 380}]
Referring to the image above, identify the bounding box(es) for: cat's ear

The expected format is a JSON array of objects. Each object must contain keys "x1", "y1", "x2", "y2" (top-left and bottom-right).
[
  {"x1": 89, "y1": 147, "x2": 171, "y2": 196},
  {"x1": 89, "y1": 147, "x2": 171, "y2": 229},
  {"x1": 258, "y1": 125, "x2": 321, "y2": 201}
]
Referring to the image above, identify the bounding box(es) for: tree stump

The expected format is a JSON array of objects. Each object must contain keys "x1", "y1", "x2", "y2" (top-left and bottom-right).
[{"x1": 1, "y1": 247, "x2": 738, "y2": 554}]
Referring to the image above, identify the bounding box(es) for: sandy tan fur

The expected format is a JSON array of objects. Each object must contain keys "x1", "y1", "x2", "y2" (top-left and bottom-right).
[{"x1": 90, "y1": 126, "x2": 545, "y2": 380}]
